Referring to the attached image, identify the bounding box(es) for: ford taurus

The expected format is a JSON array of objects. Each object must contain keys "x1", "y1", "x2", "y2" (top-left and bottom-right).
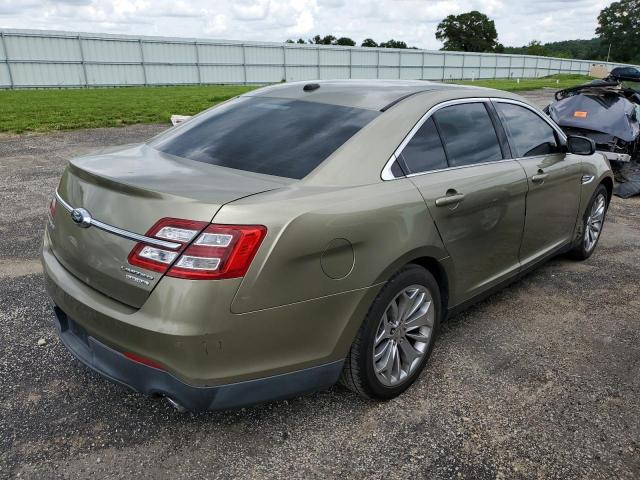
[{"x1": 42, "y1": 80, "x2": 613, "y2": 411}]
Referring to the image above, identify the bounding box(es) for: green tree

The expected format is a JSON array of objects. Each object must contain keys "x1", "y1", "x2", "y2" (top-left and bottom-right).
[
  {"x1": 379, "y1": 39, "x2": 408, "y2": 49},
  {"x1": 323, "y1": 35, "x2": 337, "y2": 45},
  {"x1": 310, "y1": 35, "x2": 340, "y2": 45},
  {"x1": 596, "y1": 0, "x2": 640, "y2": 62},
  {"x1": 503, "y1": 39, "x2": 610, "y2": 61},
  {"x1": 526, "y1": 40, "x2": 549, "y2": 56},
  {"x1": 435, "y1": 11, "x2": 500, "y2": 52},
  {"x1": 361, "y1": 38, "x2": 378, "y2": 47},
  {"x1": 285, "y1": 39, "x2": 295, "y2": 43},
  {"x1": 296, "y1": 38, "x2": 306, "y2": 44},
  {"x1": 336, "y1": 37, "x2": 356, "y2": 46}
]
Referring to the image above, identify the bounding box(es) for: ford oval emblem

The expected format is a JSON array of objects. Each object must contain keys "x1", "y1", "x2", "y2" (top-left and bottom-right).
[{"x1": 70, "y1": 208, "x2": 92, "y2": 228}]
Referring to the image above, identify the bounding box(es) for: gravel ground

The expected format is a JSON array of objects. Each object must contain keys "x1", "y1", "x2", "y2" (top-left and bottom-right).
[
  {"x1": 1, "y1": 92, "x2": 639, "y2": 479},
  {"x1": 519, "y1": 88, "x2": 559, "y2": 109}
]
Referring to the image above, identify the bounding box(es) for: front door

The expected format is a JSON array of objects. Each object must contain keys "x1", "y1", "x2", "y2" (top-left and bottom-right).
[{"x1": 493, "y1": 101, "x2": 582, "y2": 266}]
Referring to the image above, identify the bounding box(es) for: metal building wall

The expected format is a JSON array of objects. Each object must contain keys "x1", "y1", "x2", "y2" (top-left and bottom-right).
[{"x1": 0, "y1": 28, "x2": 636, "y2": 89}]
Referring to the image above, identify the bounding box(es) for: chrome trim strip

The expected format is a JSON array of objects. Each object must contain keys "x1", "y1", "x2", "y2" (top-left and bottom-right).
[
  {"x1": 381, "y1": 96, "x2": 568, "y2": 181},
  {"x1": 55, "y1": 191, "x2": 73, "y2": 213},
  {"x1": 54, "y1": 191, "x2": 182, "y2": 250},
  {"x1": 381, "y1": 153, "x2": 399, "y2": 181},
  {"x1": 90, "y1": 218, "x2": 182, "y2": 249}
]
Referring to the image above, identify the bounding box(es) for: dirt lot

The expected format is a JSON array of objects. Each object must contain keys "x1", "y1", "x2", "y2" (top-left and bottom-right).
[{"x1": 1, "y1": 91, "x2": 639, "y2": 479}]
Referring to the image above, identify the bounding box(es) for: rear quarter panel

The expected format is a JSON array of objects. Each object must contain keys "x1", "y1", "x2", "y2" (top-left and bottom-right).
[{"x1": 211, "y1": 179, "x2": 448, "y2": 314}]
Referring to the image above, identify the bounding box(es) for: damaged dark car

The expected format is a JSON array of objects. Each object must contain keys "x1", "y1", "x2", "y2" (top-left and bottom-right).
[{"x1": 546, "y1": 66, "x2": 640, "y2": 198}]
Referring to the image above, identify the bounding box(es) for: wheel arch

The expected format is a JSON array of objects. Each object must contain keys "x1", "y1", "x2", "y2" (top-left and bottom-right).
[
  {"x1": 408, "y1": 256, "x2": 450, "y2": 313},
  {"x1": 600, "y1": 176, "x2": 613, "y2": 201},
  {"x1": 338, "y1": 249, "x2": 451, "y2": 360},
  {"x1": 372, "y1": 246, "x2": 451, "y2": 313}
]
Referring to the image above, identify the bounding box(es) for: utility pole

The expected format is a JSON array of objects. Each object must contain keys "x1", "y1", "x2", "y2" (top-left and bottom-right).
[{"x1": 606, "y1": 43, "x2": 611, "y2": 62}]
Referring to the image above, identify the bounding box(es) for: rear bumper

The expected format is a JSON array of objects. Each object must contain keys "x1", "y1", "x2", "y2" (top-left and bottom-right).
[
  {"x1": 42, "y1": 226, "x2": 381, "y2": 408},
  {"x1": 53, "y1": 306, "x2": 343, "y2": 411}
]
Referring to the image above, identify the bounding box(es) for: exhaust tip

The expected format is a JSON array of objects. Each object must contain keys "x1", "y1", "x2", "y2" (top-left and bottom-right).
[{"x1": 165, "y1": 396, "x2": 187, "y2": 413}]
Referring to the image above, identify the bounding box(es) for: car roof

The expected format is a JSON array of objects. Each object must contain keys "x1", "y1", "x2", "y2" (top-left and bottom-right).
[{"x1": 245, "y1": 79, "x2": 514, "y2": 111}]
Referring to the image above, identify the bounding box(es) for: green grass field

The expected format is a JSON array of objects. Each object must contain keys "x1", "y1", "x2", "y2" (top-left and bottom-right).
[
  {"x1": 450, "y1": 73, "x2": 592, "y2": 92},
  {"x1": 0, "y1": 74, "x2": 591, "y2": 134},
  {"x1": 0, "y1": 85, "x2": 256, "y2": 134}
]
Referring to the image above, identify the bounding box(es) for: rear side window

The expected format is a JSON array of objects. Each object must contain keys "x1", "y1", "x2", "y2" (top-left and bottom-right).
[
  {"x1": 495, "y1": 102, "x2": 561, "y2": 157},
  {"x1": 400, "y1": 117, "x2": 448, "y2": 174},
  {"x1": 433, "y1": 103, "x2": 503, "y2": 167},
  {"x1": 150, "y1": 97, "x2": 379, "y2": 179}
]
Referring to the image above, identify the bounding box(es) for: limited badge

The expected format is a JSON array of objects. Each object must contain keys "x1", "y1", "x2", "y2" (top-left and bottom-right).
[{"x1": 121, "y1": 266, "x2": 154, "y2": 281}]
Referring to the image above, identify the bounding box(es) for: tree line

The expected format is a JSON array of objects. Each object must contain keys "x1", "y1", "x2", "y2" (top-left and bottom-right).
[
  {"x1": 286, "y1": 35, "x2": 413, "y2": 49},
  {"x1": 286, "y1": 0, "x2": 639, "y2": 64},
  {"x1": 504, "y1": 39, "x2": 611, "y2": 60}
]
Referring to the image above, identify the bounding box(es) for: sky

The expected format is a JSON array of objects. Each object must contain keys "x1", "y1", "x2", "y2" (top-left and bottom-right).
[{"x1": 0, "y1": 0, "x2": 612, "y2": 49}]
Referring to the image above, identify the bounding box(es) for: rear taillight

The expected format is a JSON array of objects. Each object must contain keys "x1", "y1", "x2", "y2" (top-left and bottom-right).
[
  {"x1": 127, "y1": 219, "x2": 266, "y2": 280},
  {"x1": 128, "y1": 218, "x2": 208, "y2": 273},
  {"x1": 167, "y1": 224, "x2": 267, "y2": 280}
]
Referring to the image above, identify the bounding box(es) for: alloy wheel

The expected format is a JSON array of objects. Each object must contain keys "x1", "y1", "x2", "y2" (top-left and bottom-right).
[
  {"x1": 584, "y1": 193, "x2": 606, "y2": 252},
  {"x1": 372, "y1": 285, "x2": 434, "y2": 387}
]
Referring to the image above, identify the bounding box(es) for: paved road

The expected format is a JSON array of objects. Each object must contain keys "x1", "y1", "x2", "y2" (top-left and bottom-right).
[{"x1": 1, "y1": 92, "x2": 639, "y2": 479}]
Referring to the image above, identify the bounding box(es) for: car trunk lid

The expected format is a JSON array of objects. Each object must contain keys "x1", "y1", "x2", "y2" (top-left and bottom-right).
[{"x1": 49, "y1": 144, "x2": 290, "y2": 308}]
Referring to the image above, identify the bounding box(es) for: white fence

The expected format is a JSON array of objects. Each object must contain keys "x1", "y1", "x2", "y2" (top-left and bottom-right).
[{"x1": 0, "y1": 28, "x2": 635, "y2": 89}]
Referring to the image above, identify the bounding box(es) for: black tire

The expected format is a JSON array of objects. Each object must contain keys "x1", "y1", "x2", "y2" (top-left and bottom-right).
[
  {"x1": 339, "y1": 264, "x2": 442, "y2": 400},
  {"x1": 568, "y1": 184, "x2": 609, "y2": 260}
]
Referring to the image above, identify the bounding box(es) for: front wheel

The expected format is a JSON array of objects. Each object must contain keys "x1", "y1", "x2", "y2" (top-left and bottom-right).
[
  {"x1": 339, "y1": 265, "x2": 441, "y2": 400},
  {"x1": 569, "y1": 184, "x2": 609, "y2": 260}
]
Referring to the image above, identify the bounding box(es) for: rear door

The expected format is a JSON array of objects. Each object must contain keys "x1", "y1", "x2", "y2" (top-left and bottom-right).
[
  {"x1": 401, "y1": 100, "x2": 528, "y2": 305},
  {"x1": 493, "y1": 101, "x2": 582, "y2": 266}
]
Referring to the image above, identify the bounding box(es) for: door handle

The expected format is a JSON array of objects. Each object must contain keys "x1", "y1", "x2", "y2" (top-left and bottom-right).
[
  {"x1": 435, "y1": 192, "x2": 466, "y2": 207},
  {"x1": 531, "y1": 170, "x2": 548, "y2": 184}
]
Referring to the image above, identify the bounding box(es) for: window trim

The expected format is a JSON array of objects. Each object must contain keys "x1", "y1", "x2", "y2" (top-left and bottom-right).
[
  {"x1": 432, "y1": 101, "x2": 505, "y2": 170},
  {"x1": 381, "y1": 97, "x2": 567, "y2": 180},
  {"x1": 399, "y1": 116, "x2": 449, "y2": 175},
  {"x1": 491, "y1": 99, "x2": 566, "y2": 160},
  {"x1": 485, "y1": 101, "x2": 513, "y2": 159}
]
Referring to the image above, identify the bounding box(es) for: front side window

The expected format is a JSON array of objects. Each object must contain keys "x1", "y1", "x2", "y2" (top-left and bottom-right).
[
  {"x1": 433, "y1": 103, "x2": 503, "y2": 167},
  {"x1": 150, "y1": 97, "x2": 380, "y2": 179},
  {"x1": 400, "y1": 117, "x2": 448, "y2": 174},
  {"x1": 495, "y1": 103, "x2": 561, "y2": 157}
]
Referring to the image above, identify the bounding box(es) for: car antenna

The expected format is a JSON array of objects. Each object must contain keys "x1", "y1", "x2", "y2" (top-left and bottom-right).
[{"x1": 303, "y1": 83, "x2": 320, "y2": 92}]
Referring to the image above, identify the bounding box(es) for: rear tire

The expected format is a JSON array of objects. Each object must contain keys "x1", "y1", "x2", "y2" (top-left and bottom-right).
[
  {"x1": 340, "y1": 264, "x2": 441, "y2": 400},
  {"x1": 569, "y1": 184, "x2": 609, "y2": 260}
]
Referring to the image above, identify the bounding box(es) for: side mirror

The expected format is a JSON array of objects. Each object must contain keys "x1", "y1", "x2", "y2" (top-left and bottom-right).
[{"x1": 567, "y1": 135, "x2": 596, "y2": 155}]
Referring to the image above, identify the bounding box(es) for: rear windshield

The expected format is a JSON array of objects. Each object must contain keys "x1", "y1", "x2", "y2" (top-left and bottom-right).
[{"x1": 150, "y1": 97, "x2": 380, "y2": 179}]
